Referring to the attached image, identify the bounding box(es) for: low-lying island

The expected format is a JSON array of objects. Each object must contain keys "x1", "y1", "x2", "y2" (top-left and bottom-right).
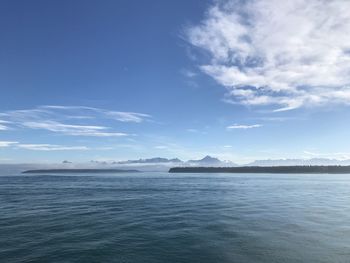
[
  {"x1": 22, "y1": 169, "x2": 140, "y2": 174},
  {"x1": 169, "y1": 166, "x2": 350, "y2": 174}
]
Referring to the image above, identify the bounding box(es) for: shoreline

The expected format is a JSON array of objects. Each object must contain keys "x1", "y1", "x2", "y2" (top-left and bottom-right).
[{"x1": 169, "y1": 165, "x2": 350, "y2": 174}]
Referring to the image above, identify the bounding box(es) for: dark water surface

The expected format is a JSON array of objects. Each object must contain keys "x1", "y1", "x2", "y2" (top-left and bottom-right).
[{"x1": 1, "y1": 172, "x2": 350, "y2": 263}]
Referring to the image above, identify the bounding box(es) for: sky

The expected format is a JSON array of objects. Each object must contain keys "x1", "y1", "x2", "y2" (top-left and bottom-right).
[{"x1": 1, "y1": 0, "x2": 350, "y2": 164}]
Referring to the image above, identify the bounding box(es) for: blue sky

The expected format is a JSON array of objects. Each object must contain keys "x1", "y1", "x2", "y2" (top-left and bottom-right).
[{"x1": 1, "y1": 0, "x2": 350, "y2": 164}]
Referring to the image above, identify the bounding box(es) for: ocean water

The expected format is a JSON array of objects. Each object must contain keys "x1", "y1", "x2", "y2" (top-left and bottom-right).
[{"x1": 1, "y1": 172, "x2": 350, "y2": 263}]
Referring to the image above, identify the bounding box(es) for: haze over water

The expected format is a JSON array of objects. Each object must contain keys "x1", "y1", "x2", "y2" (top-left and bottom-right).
[{"x1": 1, "y1": 172, "x2": 349, "y2": 263}]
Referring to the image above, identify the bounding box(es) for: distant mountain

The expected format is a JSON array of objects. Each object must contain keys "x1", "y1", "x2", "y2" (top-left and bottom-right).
[
  {"x1": 90, "y1": 160, "x2": 108, "y2": 165},
  {"x1": 4, "y1": 156, "x2": 350, "y2": 175},
  {"x1": 187, "y1": 155, "x2": 237, "y2": 167},
  {"x1": 85, "y1": 157, "x2": 350, "y2": 168},
  {"x1": 86, "y1": 157, "x2": 350, "y2": 167},
  {"x1": 188, "y1": 155, "x2": 221, "y2": 165},
  {"x1": 117, "y1": 157, "x2": 183, "y2": 164},
  {"x1": 247, "y1": 158, "x2": 350, "y2": 166},
  {"x1": 116, "y1": 155, "x2": 238, "y2": 167}
]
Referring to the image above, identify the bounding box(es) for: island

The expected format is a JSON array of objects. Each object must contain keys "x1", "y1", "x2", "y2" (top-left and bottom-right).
[
  {"x1": 169, "y1": 166, "x2": 350, "y2": 174},
  {"x1": 22, "y1": 169, "x2": 140, "y2": 174}
]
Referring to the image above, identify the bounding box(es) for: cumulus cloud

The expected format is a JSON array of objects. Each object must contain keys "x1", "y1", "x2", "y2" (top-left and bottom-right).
[
  {"x1": 227, "y1": 124, "x2": 262, "y2": 129},
  {"x1": 17, "y1": 144, "x2": 89, "y2": 151},
  {"x1": 187, "y1": 0, "x2": 350, "y2": 111}
]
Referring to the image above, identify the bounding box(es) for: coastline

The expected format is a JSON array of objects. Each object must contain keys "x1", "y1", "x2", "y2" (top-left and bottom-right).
[{"x1": 169, "y1": 165, "x2": 350, "y2": 174}]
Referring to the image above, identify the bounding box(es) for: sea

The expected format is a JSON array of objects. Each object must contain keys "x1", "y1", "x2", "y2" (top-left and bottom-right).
[{"x1": 1, "y1": 172, "x2": 350, "y2": 263}]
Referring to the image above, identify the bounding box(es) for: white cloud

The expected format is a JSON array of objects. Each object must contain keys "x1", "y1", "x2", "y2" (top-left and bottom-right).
[
  {"x1": 187, "y1": 0, "x2": 350, "y2": 111},
  {"x1": 41, "y1": 105, "x2": 151, "y2": 123},
  {"x1": 181, "y1": 69, "x2": 197, "y2": 78},
  {"x1": 0, "y1": 106, "x2": 151, "y2": 124},
  {"x1": 0, "y1": 141, "x2": 18, "y2": 147},
  {"x1": 0, "y1": 120, "x2": 11, "y2": 130},
  {"x1": 0, "y1": 105, "x2": 151, "y2": 137},
  {"x1": 23, "y1": 121, "x2": 128, "y2": 137},
  {"x1": 227, "y1": 124, "x2": 262, "y2": 129},
  {"x1": 103, "y1": 111, "x2": 151, "y2": 123},
  {"x1": 154, "y1": 145, "x2": 168, "y2": 149},
  {"x1": 0, "y1": 124, "x2": 9, "y2": 130},
  {"x1": 223, "y1": 145, "x2": 232, "y2": 148},
  {"x1": 186, "y1": 128, "x2": 208, "y2": 134},
  {"x1": 17, "y1": 144, "x2": 89, "y2": 151}
]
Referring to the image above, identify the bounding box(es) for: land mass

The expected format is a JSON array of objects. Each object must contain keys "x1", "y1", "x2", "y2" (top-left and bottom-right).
[
  {"x1": 22, "y1": 169, "x2": 140, "y2": 174},
  {"x1": 169, "y1": 166, "x2": 350, "y2": 174}
]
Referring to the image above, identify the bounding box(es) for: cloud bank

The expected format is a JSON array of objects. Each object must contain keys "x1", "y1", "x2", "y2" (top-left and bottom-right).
[{"x1": 187, "y1": 0, "x2": 350, "y2": 111}]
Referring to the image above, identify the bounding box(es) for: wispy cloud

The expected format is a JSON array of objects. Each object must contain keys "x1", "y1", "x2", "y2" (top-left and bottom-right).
[
  {"x1": 187, "y1": 0, "x2": 350, "y2": 111},
  {"x1": 257, "y1": 117, "x2": 292, "y2": 122},
  {"x1": 181, "y1": 69, "x2": 197, "y2": 78},
  {"x1": 22, "y1": 121, "x2": 127, "y2": 137},
  {"x1": 186, "y1": 128, "x2": 208, "y2": 134},
  {"x1": 103, "y1": 111, "x2": 151, "y2": 123},
  {"x1": 0, "y1": 141, "x2": 18, "y2": 147},
  {"x1": 0, "y1": 140, "x2": 111, "y2": 151},
  {"x1": 154, "y1": 145, "x2": 168, "y2": 149},
  {"x1": 0, "y1": 106, "x2": 151, "y2": 123},
  {"x1": 0, "y1": 105, "x2": 151, "y2": 137},
  {"x1": 0, "y1": 120, "x2": 11, "y2": 130},
  {"x1": 40, "y1": 105, "x2": 152, "y2": 123},
  {"x1": 17, "y1": 144, "x2": 89, "y2": 151},
  {"x1": 0, "y1": 124, "x2": 9, "y2": 130},
  {"x1": 227, "y1": 124, "x2": 262, "y2": 129}
]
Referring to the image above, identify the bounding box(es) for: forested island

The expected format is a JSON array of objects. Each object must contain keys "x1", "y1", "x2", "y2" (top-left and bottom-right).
[
  {"x1": 22, "y1": 169, "x2": 140, "y2": 174},
  {"x1": 169, "y1": 166, "x2": 350, "y2": 174}
]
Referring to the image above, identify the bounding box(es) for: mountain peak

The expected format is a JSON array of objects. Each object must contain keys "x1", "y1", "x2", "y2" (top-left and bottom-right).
[
  {"x1": 188, "y1": 155, "x2": 222, "y2": 165},
  {"x1": 117, "y1": 157, "x2": 183, "y2": 164},
  {"x1": 201, "y1": 155, "x2": 220, "y2": 162}
]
